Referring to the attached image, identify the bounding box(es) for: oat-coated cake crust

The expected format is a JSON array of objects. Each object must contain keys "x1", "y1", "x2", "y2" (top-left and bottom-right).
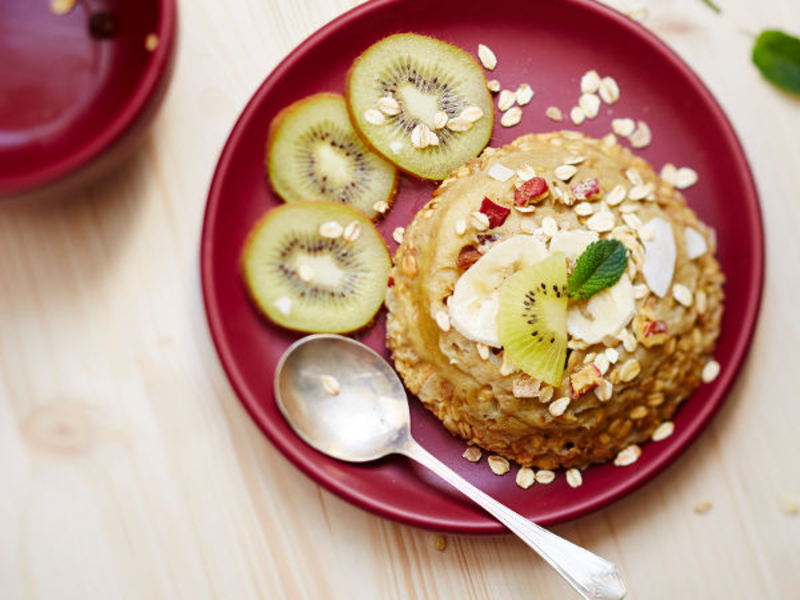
[{"x1": 385, "y1": 132, "x2": 724, "y2": 470}]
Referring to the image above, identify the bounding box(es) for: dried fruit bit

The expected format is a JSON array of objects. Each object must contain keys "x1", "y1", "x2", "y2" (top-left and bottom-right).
[
  {"x1": 456, "y1": 245, "x2": 482, "y2": 271},
  {"x1": 479, "y1": 198, "x2": 511, "y2": 228},
  {"x1": 571, "y1": 178, "x2": 601, "y2": 201},
  {"x1": 515, "y1": 177, "x2": 550, "y2": 206},
  {"x1": 614, "y1": 444, "x2": 642, "y2": 467},
  {"x1": 643, "y1": 320, "x2": 668, "y2": 337},
  {"x1": 570, "y1": 364, "x2": 603, "y2": 398},
  {"x1": 462, "y1": 446, "x2": 482, "y2": 462},
  {"x1": 516, "y1": 467, "x2": 536, "y2": 489},
  {"x1": 430, "y1": 533, "x2": 448, "y2": 552},
  {"x1": 488, "y1": 455, "x2": 510, "y2": 475}
]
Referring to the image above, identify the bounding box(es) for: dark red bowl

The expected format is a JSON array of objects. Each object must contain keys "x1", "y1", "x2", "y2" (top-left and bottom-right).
[
  {"x1": 201, "y1": 0, "x2": 763, "y2": 533},
  {"x1": 0, "y1": 0, "x2": 177, "y2": 200}
]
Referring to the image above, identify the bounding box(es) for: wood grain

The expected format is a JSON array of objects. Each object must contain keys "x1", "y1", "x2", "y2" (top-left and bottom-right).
[{"x1": 1, "y1": 0, "x2": 798, "y2": 598}]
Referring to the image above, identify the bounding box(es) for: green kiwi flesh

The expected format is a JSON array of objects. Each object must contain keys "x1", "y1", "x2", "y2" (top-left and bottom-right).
[
  {"x1": 267, "y1": 93, "x2": 398, "y2": 220},
  {"x1": 242, "y1": 201, "x2": 391, "y2": 333},
  {"x1": 347, "y1": 34, "x2": 493, "y2": 180},
  {"x1": 497, "y1": 253, "x2": 568, "y2": 386}
]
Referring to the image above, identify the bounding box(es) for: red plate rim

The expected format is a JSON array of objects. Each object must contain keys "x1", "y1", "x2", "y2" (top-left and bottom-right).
[
  {"x1": 0, "y1": 0, "x2": 179, "y2": 197},
  {"x1": 201, "y1": 0, "x2": 764, "y2": 533}
]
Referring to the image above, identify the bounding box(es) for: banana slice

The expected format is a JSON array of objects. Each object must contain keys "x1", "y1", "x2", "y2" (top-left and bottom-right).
[
  {"x1": 447, "y1": 235, "x2": 548, "y2": 347},
  {"x1": 567, "y1": 273, "x2": 635, "y2": 344},
  {"x1": 549, "y1": 230, "x2": 598, "y2": 260}
]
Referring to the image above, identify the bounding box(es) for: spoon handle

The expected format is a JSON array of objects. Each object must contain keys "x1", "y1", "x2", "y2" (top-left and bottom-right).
[{"x1": 400, "y1": 439, "x2": 627, "y2": 600}]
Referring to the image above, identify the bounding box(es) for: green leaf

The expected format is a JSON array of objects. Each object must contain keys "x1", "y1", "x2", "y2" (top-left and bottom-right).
[
  {"x1": 567, "y1": 240, "x2": 628, "y2": 300},
  {"x1": 752, "y1": 30, "x2": 800, "y2": 96}
]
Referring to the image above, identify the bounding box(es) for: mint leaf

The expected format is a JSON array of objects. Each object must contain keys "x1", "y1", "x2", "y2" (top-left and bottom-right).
[
  {"x1": 753, "y1": 30, "x2": 800, "y2": 96},
  {"x1": 567, "y1": 240, "x2": 628, "y2": 300}
]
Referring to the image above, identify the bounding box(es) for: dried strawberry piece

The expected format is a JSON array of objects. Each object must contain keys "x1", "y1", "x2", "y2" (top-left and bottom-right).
[
  {"x1": 479, "y1": 197, "x2": 511, "y2": 228},
  {"x1": 571, "y1": 178, "x2": 601, "y2": 201},
  {"x1": 643, "y1": 320, "x2": 668, "y2": 337},
  {"x1": 570, "y1": 364, "x2": 602, "y2": 399},
  {"x1": 387, "y1": 276, "x2": 395, "y2": 288},
  {"x1": 514, "y1": 177, "x2": 550, "y2": 206},
  {"x1": 456, "y1": 245, "x2": 482, "y2": 270}
]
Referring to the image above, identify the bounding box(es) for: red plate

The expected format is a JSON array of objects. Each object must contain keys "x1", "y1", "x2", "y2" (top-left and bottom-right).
[
  {"x1": 0, "y1": 0, "x2": 177, "y2": 200},
  {"x1": 201, "y1": 0, "x2": 763, "y2": 533}
]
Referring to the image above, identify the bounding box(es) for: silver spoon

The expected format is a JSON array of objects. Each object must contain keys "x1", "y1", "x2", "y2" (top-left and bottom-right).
[{"x1": 275, "y1": 334, "x2": 627, "y2": 600}]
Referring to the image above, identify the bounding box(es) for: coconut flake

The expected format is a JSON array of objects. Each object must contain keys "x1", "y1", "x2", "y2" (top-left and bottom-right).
[
  {"x1": 641, "y1": 218, "x2": 676, "y2": 297},
  {"x1": 567, "y1": 274, "x2": 636, "y2": 344},
  {"x1": 684, "y1": 227, "x2": 708, "y2": 259},
  {"x1": 488, "y1": 163, "x2": 516, "y2": 182}
]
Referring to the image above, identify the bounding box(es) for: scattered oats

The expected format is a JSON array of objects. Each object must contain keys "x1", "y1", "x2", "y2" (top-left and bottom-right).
[
  {"x1": 673, "y1": 283, "x2": 693, "y2": 307},
  {"x1": 535, "y1": 470, "x2": 556, "y2": 484},
  {"x1": 605, "y1": 184, "x2": 627, "y2": 206},
  {"x1": 696, "y1": 289, "x2": 708, "y2": 314},
  {"x1": 516, "y1": 83, "x2": 534, "y2": 106},
  {"x1": 575, "y1": 202, "x2": 594, "y2": 216},
  {"x1": 619, "y1": 202, "x2": 639, "y2": 213},
  {"x1": 497, "y1": 89, "x2": 517, "y2": 112},
  {"x1": 426, "y1": 129, "x2": 440, "y2": 147},
  {"x1": 392, "y1": 227, "x2": 405, "y2": 244},
  {"x1": 570, "y1": 106, "x2": 586, "y2": 125},
  {"x1": 402, "y1": 253, "x2": 417, "y2": 277},
  {"x1": 471, "y1": 211, "x2": 490, "y2": 231},
  {"x1": 487, "y1": 79, "x2": 501, "y2": 93},
  {"x1": 546, "y1": 106, "x2": 564, "y2": 121},
  {"x1": 500, "y1": 352, "x2": 517, "y2": 376},
  {"x1": 599, "y1": 76, "x2": 620, "y2": 104},
  {"x1": 595, "y1": 379, "x2": 613, "y2": 401},
  {"x1": 542, "y1": 216, "x2": 559, "y2": 237},
  {"x1": 431, "y1": 534, "x2": 447, "y2": 552},
  {"x1": 583, "y1": 352, "x2": 597, "y2": 365},
  {"x1": 579, "y1": 93, "x2": 601, "y2": 119},
  {"x1": 50, "y1": 0, "x2": 77, "y2": 15},
  {"x1": 454, "y1": 219, "x2": 467, "y2": 236},
  {"x1": 694, "y1": 501, "x2": 713, "y2": 515},
  {"x1": 501, "y1": 106, "x2": 523, "y2": 127},
  {"x1": 620, "y1": 328, "x2": 637, "y2": 353},
  {"x1": 633, "y1": 283, "x2": 649, "y2": 299},
  {"x1": 389, "y1": 141, "x2": 403, "y2": 154},
  {"x1": 628, "y1": 182, "x2": 654, "y2": 201},
  {"x1": 488, "y1": 162, "x2": 516, "y2": 182},
  {"x1": 446, "y1": 117, "x2": 473, "y2": 132},
  {"x1": 478, "y1": 43, "x2": 497, "y2": 70},
  {"x1": 516, "y1": 164, "x2": 537, "y2": 181},
  {"x1": 625, "y1": 168, "x2": 643, "y2": 186},
  {"x1": 411, "y1": 123, "x2": 431, "y2": 148},
  {"x1": 630, "y1": 405, "x2": 648, "y2": 420},
  {"x1": 612, "y1": 118, "x2": 636, "y2": 137},
  {"x1": 319, "y1": 221, "x2": 343, "y2": 239},
  {"x1": 702, "y1": 360, "x2": 720, "y2": 383},
  {"x1": 555, "y1": 164, "x2": 578, "y2": 181},
  {"x1": 601, "y1": 133, "x2": 618, "y2": 148},
  {"x1": 629, "y1": 121, "x2": 652, "y2": 148},
  {"x1": 513, "y1": 374, "x2": 541, "y2": 398},
  {"x1": 298, "y1": 264, "x2": 315, "y2": 283},
  {"x1": 516, "y1": 467, "x2": 536, "y2": 489},
  {"x1": 321, "y1": 374, "x2": 340, "y2": 396},
  {"x1": 586, "y1": 211, "x2": 615, "y2": 232},
  {"x1": 145, "y1": 34, "x2": 160, "y2": 52},
  {"x1": 460, "y1": 106, "x2": 484, "y2": 122},
  {"x1": 549, "y1": 396, "x2": 570, "y2": 417},
  {"x1": 595, "y1": 353, "x2": 610, "y2": 375},
  {"x1": 614, "y1": 444, "x2": 642, "y2": 467},
  {"x1": 435, "y1": 310, "x2": 451, "y2": 332},
  {"x1": 651, "y1": 421, "x2": 674, "y2": 442},
  {"x1": 623, "y1": 213, "x2": 642, "y2": 229},
  {"x1": 462, "y1": 446, "x2": 482, "y2": 462},
  {"x1": 605, "y1": 347, "x2": 620, "y2": 364},
  {"x1": 274, "y1": 296, "x2": 291, "y2": 315},
  {"x1": 364, "y1": 108, "x2": 386, "y2": 125},
  {"x1": 488, "y1": 455, "x2": 510, "y2": 475},
  {"x1": 674, "y1": 167, "x2": 699, "y2": 189},
  {"x1": 566, "y1": 468, "x2": 583, "y2": 488},
  {"x1": 581, "y1": 69, "x2": 602, "y2": 94},
  {"x1": 342, "y1": 221, "x2": 361, "y2": 242},
  {"x1": 476, "y1": 342, "x2": 490, "y2": 360},
  {"x1": 373, "y1": 200, "x2": 389, "y2": 214},
  {"x1": 434, "y1": 110, "x2": 449, "y2": 130},
  {"x1": 564, "y1": 155, "x2": 586, "y2": 165},
  {"x1": 778, "y1": 492, "x2": 799, "y2": 516},
  {"x1": 551, "y1": 186, "x2": 564, "y2": 200},
  {"x1": 660, "y1": 163, "x2": 677, "y2": 184},
  {"x1": 376, "y1": 95, "x2": 401, "y2": 116}
]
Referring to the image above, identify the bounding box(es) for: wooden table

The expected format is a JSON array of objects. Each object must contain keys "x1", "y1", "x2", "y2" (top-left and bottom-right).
[{"x1": 1, "y1": 1, "x2": 798, "y2": 598}]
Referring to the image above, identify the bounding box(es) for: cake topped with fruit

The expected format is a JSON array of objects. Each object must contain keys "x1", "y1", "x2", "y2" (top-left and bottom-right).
[{"x1": 386, "y1": 131, "x2": 724, "y2": 470}]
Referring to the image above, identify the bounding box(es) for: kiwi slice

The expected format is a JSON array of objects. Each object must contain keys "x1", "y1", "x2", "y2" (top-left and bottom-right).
[
  {"x1": 497, "y1": 253, "x2": 569, "y2": 386},
  {"x1": 241, "y1": 201, "x2": 391, "y2": 333},
  {"x1": 347, "y1": 34, "x2": 493, "y2": 180},
  {"x1": 267, "y1": 93, "x2": 399, "y2": 220}
]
